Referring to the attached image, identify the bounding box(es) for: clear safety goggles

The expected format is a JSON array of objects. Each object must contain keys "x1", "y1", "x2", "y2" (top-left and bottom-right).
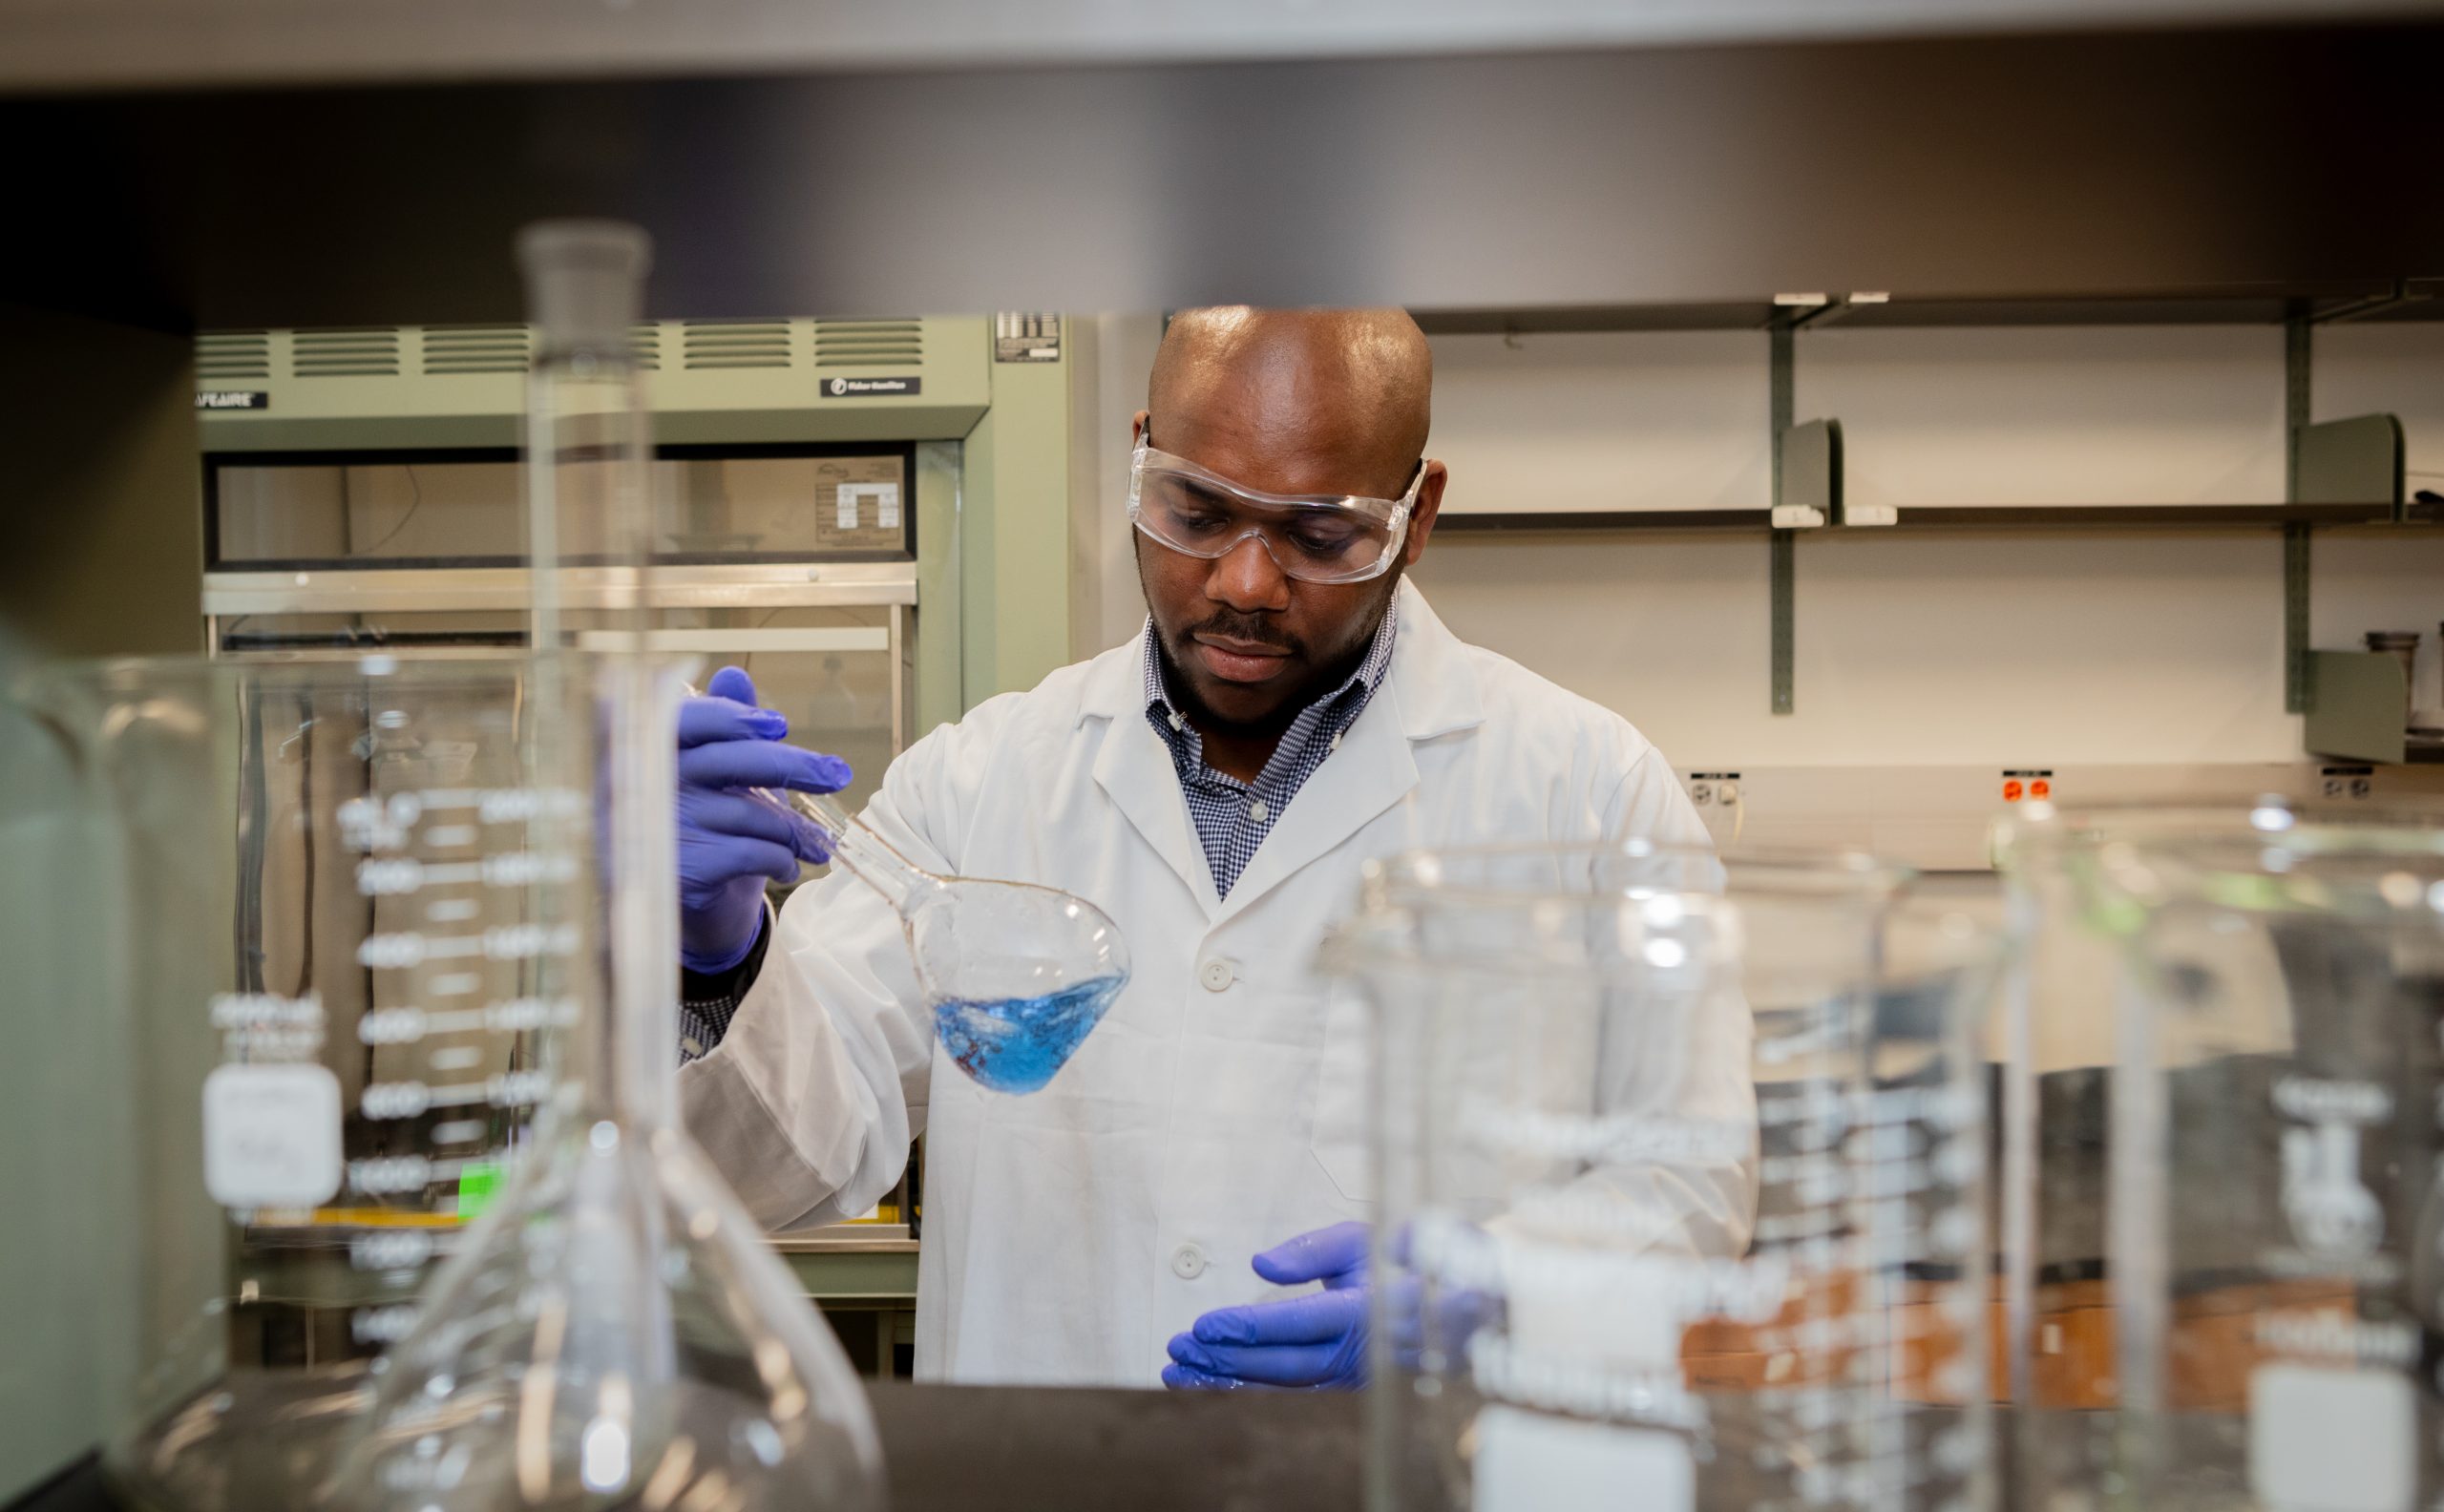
[{"x1": 1127, "y1": 436, "x2": 1423, "y2": 585}]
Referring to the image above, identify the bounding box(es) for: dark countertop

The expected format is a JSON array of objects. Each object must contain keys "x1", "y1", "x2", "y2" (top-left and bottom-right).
[
  {"x1": 11, "y1": 1383, "x2": 2128, "y2": 1512},
  {"x1": 8, "y1": 1382, "x2": 1365, "y2": 1512}
]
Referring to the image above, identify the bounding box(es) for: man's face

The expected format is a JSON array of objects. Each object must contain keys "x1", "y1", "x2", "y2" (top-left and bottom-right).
[{"x1": 1133, "y1": 408, "x2": 1444, "y2": 735}]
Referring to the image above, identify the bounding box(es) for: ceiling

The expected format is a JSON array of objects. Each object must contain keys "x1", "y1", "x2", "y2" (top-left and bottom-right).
[{"x1": 3, "y1": 0, "x2": 2441, "y2": 93}]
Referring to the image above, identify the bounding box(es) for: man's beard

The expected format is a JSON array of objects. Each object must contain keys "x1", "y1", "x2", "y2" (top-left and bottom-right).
[{"x1": 1152, "y1": 568, "x2": 1401, "y2": 741}]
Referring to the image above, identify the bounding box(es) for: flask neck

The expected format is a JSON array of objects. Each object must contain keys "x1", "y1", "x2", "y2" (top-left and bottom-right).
[{"x1": 790, "y1": 790, "x2": 943, "y2": 917}]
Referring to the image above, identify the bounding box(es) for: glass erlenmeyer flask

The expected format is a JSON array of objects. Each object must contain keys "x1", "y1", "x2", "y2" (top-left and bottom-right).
[
  {"x1": 18, "y1": 652, "x2": 597, "y2": 1512},
  {"x1": 754, "y1": 785, "x2": 1129, "y2": 1093},
  {"x1": 2072, "y1": 821, "x2": 2444, "y2": 1512},
  {"x1": 329, "y1": 221, "x2": 884, "y2": 1511},
  {"x1": 1322, "y1": 842, "x2": 1998, "y2": 1512}
]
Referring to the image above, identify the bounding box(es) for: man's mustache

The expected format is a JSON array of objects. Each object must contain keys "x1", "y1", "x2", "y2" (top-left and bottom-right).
[{"x1": 1185, "y1": 612, "x2": 1300, "y2": 657}]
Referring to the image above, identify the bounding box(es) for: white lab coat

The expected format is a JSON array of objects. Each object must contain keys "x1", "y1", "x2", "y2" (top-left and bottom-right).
[{"x1": 680, "y1": 580, "x2": 1754, "y2": 1386}]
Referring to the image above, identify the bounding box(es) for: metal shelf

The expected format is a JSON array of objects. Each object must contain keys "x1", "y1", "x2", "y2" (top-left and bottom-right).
[
  {"x1": 1436, "y1": 509, "x2": 1770, "y2": 534},
  {"x1": 1414, "y1": 281, "x2": 2441, "y2": 336},
  {"x1": 1436, "y1": 501, "x2": 2444, "y2": 536}
]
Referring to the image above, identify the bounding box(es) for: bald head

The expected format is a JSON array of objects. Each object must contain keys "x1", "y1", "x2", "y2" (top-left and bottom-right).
[
  {"x1": 1129, "y1": 306, "x2": 1449, "y2": 752},
  {"x1": 1146, "y1": 307, "x2": 1432, "y2": 500}
]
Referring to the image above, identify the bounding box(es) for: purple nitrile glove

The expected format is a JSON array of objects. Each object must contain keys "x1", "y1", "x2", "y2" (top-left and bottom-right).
[
  {"x1": 677, "y1": 665, "x2": 853, "y2": 975},
  {"x1": 1163, "y1": 1221, "x2": 1372, "y2": 1391}
]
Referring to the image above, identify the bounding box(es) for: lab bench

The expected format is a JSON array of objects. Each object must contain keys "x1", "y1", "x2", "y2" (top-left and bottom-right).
[
  {"x1": 5, "y1": 1393, "x2": 2135, "y2": 1512},
  {"x1": 10, "y1": 1383, "x2": 1365, "y2": 1512}
]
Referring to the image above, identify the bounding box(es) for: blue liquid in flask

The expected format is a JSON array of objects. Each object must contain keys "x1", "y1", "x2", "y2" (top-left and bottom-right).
[{"x1": 934, "y1": 976, "x2": 1125, "y2": 1094}]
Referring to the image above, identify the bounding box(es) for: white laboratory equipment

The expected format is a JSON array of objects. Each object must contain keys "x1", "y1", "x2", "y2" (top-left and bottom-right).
[{"x1": 1321, "y1": 842, "x2": 1998, "y2": 1512}]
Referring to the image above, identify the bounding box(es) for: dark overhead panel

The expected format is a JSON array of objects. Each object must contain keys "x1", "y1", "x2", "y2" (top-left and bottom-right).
[{"x1": 4, "y1": 24, "x2": 2439, "y2": 331}]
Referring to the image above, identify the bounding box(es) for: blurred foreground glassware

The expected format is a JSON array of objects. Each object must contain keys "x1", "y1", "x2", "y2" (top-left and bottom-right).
[
  {"x1": 1322, "y1": 842, "x2": 1997, "y2": 1512},
  {"x1": 751, "y1": 783, "x2": 1129, "y2": 1093},
  {"x1": 329, "y1": 221, "x2": 884, "y2": 1511},
  {"x1": 1991, "y1": 797, "x2": 2444, "y2": 1506},
  {"x1": 21, "y1": 654, "x2": 592, "y2": 1512},
  {"x1": 2073, "y1": 820, "x2": 2444, "y2": 1512}
]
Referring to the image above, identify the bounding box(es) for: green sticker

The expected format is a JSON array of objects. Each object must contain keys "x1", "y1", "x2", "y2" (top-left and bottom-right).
[{"x1": 456, "y1": 1161, "x2": 506, "y2": 1221}]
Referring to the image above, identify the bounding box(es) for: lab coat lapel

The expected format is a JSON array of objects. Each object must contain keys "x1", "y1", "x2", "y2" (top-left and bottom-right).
[
  {"x1": 1208, "y1": 687, "x2": 1415, "y2": 928},
  {"x1": 1085, "y1": 633, "x2": 1223, "y2": 918},
  {"x1": 1211, "y1": 581, "x2": 1485, "y2": 928}
]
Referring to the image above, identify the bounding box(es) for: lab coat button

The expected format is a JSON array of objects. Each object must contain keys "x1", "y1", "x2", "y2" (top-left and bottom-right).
[
  {"x1": 1171, "y1": 1244, "x2": 1208, "y2": 1279},
  {"x1": 1198, "y1": 959, "x2": 1235, "y2": 993}
]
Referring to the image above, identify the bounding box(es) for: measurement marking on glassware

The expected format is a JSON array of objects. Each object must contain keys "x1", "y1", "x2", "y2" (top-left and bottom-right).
[
  {"x1": 359, "y1": 853, "x2": 579, "y2": 896},
  {"x1": 361, "y1": 1071, "x2": 553, "y2": 1118}
]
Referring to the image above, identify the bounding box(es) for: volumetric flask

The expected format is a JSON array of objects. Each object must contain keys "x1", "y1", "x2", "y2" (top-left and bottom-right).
[
  {"x1": 754, "y1": 783, "x2": 1129, "y2": 1093},
  {"x1": 2076, "y1": 821, "x2": 2444, "y2": 1512},
  {"x1": 22, "y1": 652, "x2": 596, "y2": 1512},
  {"x1": 330, "y1": 220, "x2": 885, "y2": 1512},
  {"x1": 1322, "y1": 842, "x2": 1998, "y2": 1512}
]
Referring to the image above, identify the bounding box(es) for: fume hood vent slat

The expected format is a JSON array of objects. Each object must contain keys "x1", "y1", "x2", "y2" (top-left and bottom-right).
[
  {"x1": 632, "y1": 325, "x2": 663, "y2": 371},
  {"x1": 812, "y1": 319, "x2": 923, "y2": 368},
  {"x1": 683, "y1": 321, "x2": 793, "y2": 370},
  {"x1": 197, "y1": 330, "x2": 271, "y2": 380},
  {"x1": 293, "y1": 326, "x2": 402, "y2": 378},
  {"x1": 421, "y1": 325, "x2": 532, "y2": 376}
]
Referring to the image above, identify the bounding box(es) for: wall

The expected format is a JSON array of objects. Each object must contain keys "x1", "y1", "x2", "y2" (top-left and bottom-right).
[
  {"x1": 1081, "y1": 318, "x2": 2444, "y2": 749},
  {"x1": 1079, "y1": 312, "x2": 1167, "y2": 655},
  {"x1": 1415, "y1": 321, "x2": 2444, "y2": 770}
]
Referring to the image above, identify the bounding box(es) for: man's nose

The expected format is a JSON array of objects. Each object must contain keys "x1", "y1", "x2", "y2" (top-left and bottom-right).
[{"x1": 1205, "y1": 533, "x2": 1292, "y2": 613}]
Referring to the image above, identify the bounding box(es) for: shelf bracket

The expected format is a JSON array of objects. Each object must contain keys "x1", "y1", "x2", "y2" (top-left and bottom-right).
[
  {"x1": 2286, "y1": 523, "x2": 2314, "y2": 714},
  {"x1": 2284, "y1": 315, "x2": 2312, "y2": 714},
  {"x1": 2310, "y1": 280, "x2": 2423, "y2": 326},
  {"x1": 1770, "y1": 325, "x2": 1796, "y2": 715}
]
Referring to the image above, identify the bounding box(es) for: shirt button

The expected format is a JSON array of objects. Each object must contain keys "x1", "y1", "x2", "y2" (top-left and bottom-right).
[
  {"x1": 1171, "y1": 1244, "x2": 1208, "y2": 1279},
  {"x1": 1248, "y1": 799, "x2": 1269, "y2": 823},
  {"x1": 1198, "y1": 958, "x2": 1235, "y2": 993}
]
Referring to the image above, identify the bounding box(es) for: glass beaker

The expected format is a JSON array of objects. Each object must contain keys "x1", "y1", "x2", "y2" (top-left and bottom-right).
[
  {"x1": 2075, "y1": 822, "x2": 2444, "y2": 1512},
  {"x1": 21, "y1": 652, "x2": 598, "y2": 1512},
  {"x1": 1323, "y1": 842, "x2": 1998, "y2": 1512},
  {"x1": 330, "y1": 220, "x2": 885, "y2": 1512},
  {"x1": 1991, "y1": 797, "x2": 2444, "y2": 1505}
]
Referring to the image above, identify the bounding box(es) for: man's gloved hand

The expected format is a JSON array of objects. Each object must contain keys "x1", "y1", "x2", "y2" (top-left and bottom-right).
[
  {"x1": 678, "y1": 665, "x2": 853, "y2": 975},
  {"x1": 1163, "y1": 1221, "x2": 1371, "y2": 1391}
]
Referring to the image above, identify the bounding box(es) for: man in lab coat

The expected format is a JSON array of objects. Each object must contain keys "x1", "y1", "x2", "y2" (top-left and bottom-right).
[{"x1": 670, "y1": 307, "x2": 1754, "y2": 1388}]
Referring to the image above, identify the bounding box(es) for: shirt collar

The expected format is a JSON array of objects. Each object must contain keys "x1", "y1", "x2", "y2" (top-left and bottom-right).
[{"x1": 1142, "y1": 596, "x2": 1401, "y2": 745}]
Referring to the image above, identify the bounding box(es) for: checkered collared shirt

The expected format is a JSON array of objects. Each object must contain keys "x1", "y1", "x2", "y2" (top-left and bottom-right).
[{"x1": 1143, "y1": 600, "x2": 1399, "y2": 901}]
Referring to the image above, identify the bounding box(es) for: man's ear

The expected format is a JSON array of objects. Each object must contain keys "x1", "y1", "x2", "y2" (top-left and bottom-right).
[
  {"x1": 1402, "y1": 460, "x2": 1449, "y2": 567},
  {"x1": 1131, "y1": 410, "x2": 1151, "y2": 447}
]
